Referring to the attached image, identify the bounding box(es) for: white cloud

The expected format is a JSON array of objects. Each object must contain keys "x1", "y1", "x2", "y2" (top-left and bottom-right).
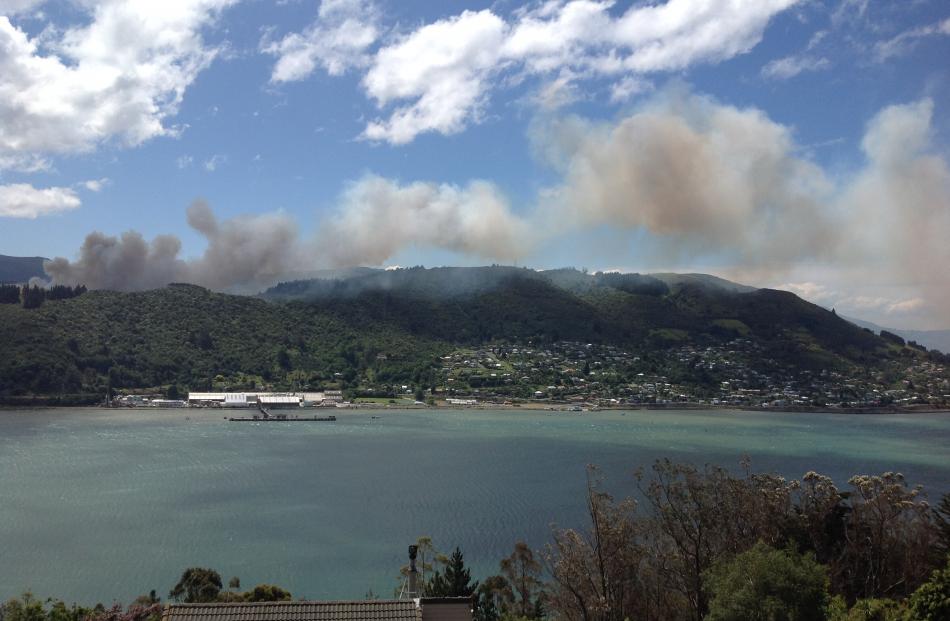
[
  {"x1": 361, "y1": 9, "x2": 507, "y2": 144},
  {"x1": 263, "y1": 0, "x2": 378, "y2": 83},
  {"x1": 777, "y1": 282, "x2": 927, "y2": 320},
  {"x1": 874, "y1": 17, "x2": 950, "y2": 62},
  {"x1": 0, "y1": 0, "x2": 45, "y2": 15},
  {"x1": 761, "y1": 54, "x2": 830, "y2": 79},
  {"x1": 0, "y1": 183, "x2": 80, "y2": 218},
  {"x1": 204, "y1": 154, "x2": 226, "y2": 171},
  {"x1": 0, "y1": 1, "x2": 236, "y2": 171},
  {"x1": 82, "y1": 178, "x2": 110, "y2": 192},
  {"x1": 176, "y1": 154, "x2": 195, "y2": 169},
  {"x1": 269, "y1": 0, "x2": 799, "y2": 144},
  {"x1": 364, "y1": 0, "x2": 798, "y2": 143},
  {"x1": 609, "y1": 76, "x2": 652, "y2": 103}
]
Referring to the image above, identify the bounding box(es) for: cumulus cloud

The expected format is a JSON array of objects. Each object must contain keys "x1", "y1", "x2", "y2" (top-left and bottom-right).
[
  {"x1": 268, "y1": 0, "x2": 799, "y2": 144},
  {"x1": 82, "y1": 178, "x2": 109, "y2": 192},
  {"x1": 0, "y1": 0, "x2": 45, "y2": 15},
  {"x1": 362, "y1": 9, "x2": 507, "y2": 144},
  {"x1": 0, "y1": 1, "x2": 235, "y2": 171},
  {"x1": 263, "y1": 0, "x2": 378, "y2": 83},
  {"x1": 761, "y1": 54, "x2": 830, "y2": 79},
  {"x1": 0, "y1": 183, "x2": 81, "y2": 218}
]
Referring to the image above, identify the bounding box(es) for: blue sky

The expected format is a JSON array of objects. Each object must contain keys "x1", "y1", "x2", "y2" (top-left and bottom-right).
[{"x1": 1, "y1": 0, "x2": 949, "y2": 329}]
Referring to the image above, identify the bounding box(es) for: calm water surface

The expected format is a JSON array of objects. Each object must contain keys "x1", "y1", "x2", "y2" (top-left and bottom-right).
[{"x1": 1, "y1": 407, "x2": 948, "y2": 603}]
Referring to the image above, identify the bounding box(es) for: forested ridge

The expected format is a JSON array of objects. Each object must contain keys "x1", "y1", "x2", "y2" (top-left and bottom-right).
[{"x1": 0, "y1": 267, "x2": 945, "y2": 401}]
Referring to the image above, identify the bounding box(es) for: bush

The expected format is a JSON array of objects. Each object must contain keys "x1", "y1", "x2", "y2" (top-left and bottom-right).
[
  {"x1": 908, "y1": 557, "x2": 950, "y2": 621},
  {"x1": 704, "y1": 542, "x2": 830, "y2": 621}
]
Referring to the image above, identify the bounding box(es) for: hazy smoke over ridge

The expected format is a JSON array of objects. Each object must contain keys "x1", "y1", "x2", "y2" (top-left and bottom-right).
[
  {"x1": 45, "y1": 201, "x2": 305, "y2": 291},
  {"x1": 318, "y1": 175, "x2": 531, "y2": 266},
  {"x1": 537, "y1": 90, "x2": 838, "y2": 267},
  {"x1": 44, "y1": 88, "x2": 949, "y2": 325}
]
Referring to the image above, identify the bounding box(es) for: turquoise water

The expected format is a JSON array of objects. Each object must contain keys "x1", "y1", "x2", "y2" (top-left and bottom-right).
[{"x1": 1, "y1": 408, "x2": 948, "y2": 604}]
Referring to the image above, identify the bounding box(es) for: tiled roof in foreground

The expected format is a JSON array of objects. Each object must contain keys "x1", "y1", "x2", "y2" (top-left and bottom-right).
[{"x1": 162, "y1": 600, "x2": 423, "y2": 621}]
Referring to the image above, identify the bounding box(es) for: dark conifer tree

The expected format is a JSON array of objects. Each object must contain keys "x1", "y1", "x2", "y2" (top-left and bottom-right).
[{"x1": 427, "y1": 547, "x2": 478, "y2": 597}]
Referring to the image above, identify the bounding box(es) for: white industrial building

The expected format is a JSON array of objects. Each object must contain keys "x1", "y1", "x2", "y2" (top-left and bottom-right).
[{"x1": 187, "y1": 391, "x2": 339, "y2": 408}]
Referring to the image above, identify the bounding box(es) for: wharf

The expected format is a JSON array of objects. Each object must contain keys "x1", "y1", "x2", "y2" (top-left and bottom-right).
[{"x1": 228, "y1": 415, "x2": 337, "y2": 422}]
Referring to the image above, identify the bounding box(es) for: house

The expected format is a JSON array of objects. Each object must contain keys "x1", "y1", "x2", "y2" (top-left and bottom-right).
[{"x1": 161, "y1": 598, "x2": 473, "y2": 621}]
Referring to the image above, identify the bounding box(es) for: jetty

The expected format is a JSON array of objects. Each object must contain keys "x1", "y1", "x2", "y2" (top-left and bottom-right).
[
  {"x1": 228, "y1": 414, "x2": 337, "y2": 422},
  {"x1": 228, "y1": 406, "x2": 336, "y2": 422}
]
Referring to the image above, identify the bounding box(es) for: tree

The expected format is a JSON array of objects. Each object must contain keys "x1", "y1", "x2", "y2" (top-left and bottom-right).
[
  {"x1": 169, "y1": 567, "x2": 223, "y2": 603},
  {"x1": 0, "y1": 284, "x2": 20, "y2": 304},
  {"x1": 635, "y1": 459, "x2": 795, "y2": 621},
  {"x1": 499, "y1": 542, "x2": 544, "y2": 618},
  {"x1": 428, "y1": 547, "x2": 478, "y2": 597},
  {"x1": 907, "y1": 556, "x2": 950, "y2": 621},
  {"x1": 703, "y1": 542, "x2": 830, "y2": 621},
  {"x1": 933, "y1": 493, "x2": 950, "y2": 560},
  {"x1": 544, "y1": 467, "x2": 654, "y2": 621},
  {"x1": 837, "y1": 472, "x2": 937, "y2": 600},
  {"x1": 243, "y1": 585, "x2": 292, "y2": 602}
]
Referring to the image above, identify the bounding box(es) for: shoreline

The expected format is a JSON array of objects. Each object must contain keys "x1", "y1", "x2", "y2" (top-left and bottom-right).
[{"x1": 1, "y1": 402, "x2": 948, "y2": 415}]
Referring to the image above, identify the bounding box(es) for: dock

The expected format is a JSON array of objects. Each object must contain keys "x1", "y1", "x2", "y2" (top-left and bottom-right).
[{"x1": 228, "y1": 414, "x2": 337, "y2": 422}]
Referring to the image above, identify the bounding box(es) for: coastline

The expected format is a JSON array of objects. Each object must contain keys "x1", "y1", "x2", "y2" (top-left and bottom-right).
[{"x1": 1, "y1": 401, "x2": 948, "y2": 415}]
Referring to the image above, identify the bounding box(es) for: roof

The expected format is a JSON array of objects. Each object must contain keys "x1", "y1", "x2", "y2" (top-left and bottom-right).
[{"x1": 162, "y1": 601, "x2": 422, "y2": 621}]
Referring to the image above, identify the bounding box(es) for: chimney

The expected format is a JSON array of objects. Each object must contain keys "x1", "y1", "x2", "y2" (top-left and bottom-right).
[{"x1": 407, "y1": 544, "x2": 420, "y2": 598}]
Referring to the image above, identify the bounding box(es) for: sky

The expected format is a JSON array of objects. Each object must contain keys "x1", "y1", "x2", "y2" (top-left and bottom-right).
[{"x1": 0, "y1": 0, "x2": 949, "y2": 329}]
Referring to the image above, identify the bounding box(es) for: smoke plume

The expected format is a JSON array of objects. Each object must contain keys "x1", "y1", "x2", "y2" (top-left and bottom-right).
[
  {"x1": 317, "y1": 175, "x2": 531, "y2": 266},
  {"x1": 43, "y1": 87, "x2": 950, "y2": 326},
  {"x1": 44, "y1": 201, "x2": 306, "y2": 292},
  {"x1": 535, "y1": 88, "x2": 838, "y2": 267}
]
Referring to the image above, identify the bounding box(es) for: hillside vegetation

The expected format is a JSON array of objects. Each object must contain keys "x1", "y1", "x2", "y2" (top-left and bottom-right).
[{"x1": 0, "y1": 267, "x2": 944, "y2": 402}]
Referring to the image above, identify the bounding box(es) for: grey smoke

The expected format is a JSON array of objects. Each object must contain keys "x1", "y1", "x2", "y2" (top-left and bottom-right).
[
  {"x1": 534, "y1": 88, "x2": 838, "y2": 268},
  {"x1": 44, "y1": 200, "x2": 306, "y2": 292},
  {"x1": 317, "y1": 175, "x2": 531, "y2": 266},
  {"x1": 44, "y1": 87, "x2": 950, "y2": 327}
]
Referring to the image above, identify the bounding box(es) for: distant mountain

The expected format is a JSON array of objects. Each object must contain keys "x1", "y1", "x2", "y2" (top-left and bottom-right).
[
  {"x1": 0, "y1": 254, "x2": 47, "y2": 284},
  {"x1": 843, "y1": 315, "x2": 950, "y2": 355}
]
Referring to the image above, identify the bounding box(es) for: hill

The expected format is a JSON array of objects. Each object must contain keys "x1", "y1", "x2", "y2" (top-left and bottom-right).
[
  {"x1": 843, "y1": 315, "x2": 950, "y2": 355},
  {"x1": 0, "y1": 254, "x2": 47, "y2": 284},
  {"x1": 2, "y1": 266, "x2": 946, "y2": 406}
]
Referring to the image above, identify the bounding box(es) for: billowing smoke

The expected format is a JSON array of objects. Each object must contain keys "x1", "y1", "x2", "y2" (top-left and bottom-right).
[
  {"x1": 318, "y1": 175, "x2": 531, "y2": 266},
  {"x1": 43, "y1": 86, "x2": 950, "y2": 326},
  {"x1": 45, "y1": 201, "x2": 307, "y2": 292},
  {"x1": 835, "y1": 99, "x2": 950, "y2": 327},
  {"x1": 535, "y1": 89, "x2": 838, "y2": 268}
]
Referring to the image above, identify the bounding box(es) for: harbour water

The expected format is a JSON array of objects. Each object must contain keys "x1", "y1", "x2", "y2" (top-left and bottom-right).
[{"x1": 1, "y1": 407, "x2": 948, "y2": 604}]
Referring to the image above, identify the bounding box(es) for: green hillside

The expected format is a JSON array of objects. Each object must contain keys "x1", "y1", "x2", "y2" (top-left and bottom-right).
[{"x1": 0, "y1": 267, "x2": 944, "y2": 403}]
